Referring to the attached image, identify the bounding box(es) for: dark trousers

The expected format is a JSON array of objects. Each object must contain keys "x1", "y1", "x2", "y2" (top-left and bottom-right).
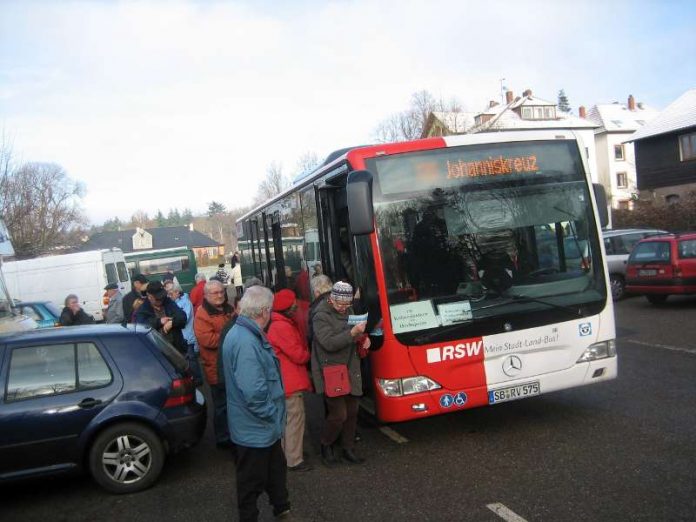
[
  {"x1": 321, "y1": 394, "x2": 359, "y2": 450},
  {"x1": 209, "y1": 383, "x2": 230, "y2": 445},
  {"x1": 235, "y1": 439, "x2": 289, "y2": 522}
]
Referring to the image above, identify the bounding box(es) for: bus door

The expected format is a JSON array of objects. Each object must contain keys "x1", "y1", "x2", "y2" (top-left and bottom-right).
[
  {"x1": 267, "y1": 210, "x2": 288, "y2": 290},
  {"x1": 317, "y1": 184, "x2": 352, "y2": 284}
]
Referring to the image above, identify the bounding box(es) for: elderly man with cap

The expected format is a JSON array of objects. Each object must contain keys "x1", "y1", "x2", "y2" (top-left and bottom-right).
[
  {"x1": 311, "y1": 280, "x2": 369, "y2": 467},
  {"x1": 135, "y1": 281, "x2": 188, "y2": 354},
  {"x1": 266, "y1": 288, "x2": 313, "y2": 472},
  {"x1": 123, "y1": 274, "x2": 148, "y2": 323},
  {"x1": 103, "y1": 283, "x2": 124, "y2": 324}
]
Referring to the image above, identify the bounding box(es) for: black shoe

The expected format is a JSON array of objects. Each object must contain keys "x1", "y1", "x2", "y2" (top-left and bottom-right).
[
  {"x1": 320, "y1": 444, "x2": 339, "y2": 467},
  {"x1": 288, "y1": 460, "x2": 313, "y2": 472},
  {"x1": 273, "y1": 504, "x2": 291, "y2": 518},
  {"x1": 341, "y1": 449, "x2": 365, "y2": 464}
]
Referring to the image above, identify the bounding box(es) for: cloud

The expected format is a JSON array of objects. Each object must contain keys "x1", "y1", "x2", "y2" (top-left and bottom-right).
[{"x1": 1, "y1": 0, "x2": 694, "y2": 223}]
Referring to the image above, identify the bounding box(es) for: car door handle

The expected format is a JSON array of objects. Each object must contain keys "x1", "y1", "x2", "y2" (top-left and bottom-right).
[{"x1": 78, "y1": 398, "x2": 103, "y2": 409}]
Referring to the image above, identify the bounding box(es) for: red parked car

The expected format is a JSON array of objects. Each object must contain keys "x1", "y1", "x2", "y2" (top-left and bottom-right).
[{"x1": 626, "y1": 232, "x2": 696, "y2": 304}]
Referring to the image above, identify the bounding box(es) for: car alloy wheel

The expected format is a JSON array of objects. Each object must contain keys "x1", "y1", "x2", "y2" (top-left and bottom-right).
[
  {"x1": 90, "y1": 422, "x2": 164, "y2": 494},
  {"x1": 610, "y1": 275, "x2": 625, "y2": 300}
]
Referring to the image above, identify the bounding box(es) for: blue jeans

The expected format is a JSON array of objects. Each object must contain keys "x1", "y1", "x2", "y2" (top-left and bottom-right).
[{"x1": 186, "y1": 343, "x2": 204, "y2": 386}]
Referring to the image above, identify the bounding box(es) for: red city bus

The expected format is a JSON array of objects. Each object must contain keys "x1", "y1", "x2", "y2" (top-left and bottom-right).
[{"x1": 237, "y1": 130, "x2": 616, "y2": 422}]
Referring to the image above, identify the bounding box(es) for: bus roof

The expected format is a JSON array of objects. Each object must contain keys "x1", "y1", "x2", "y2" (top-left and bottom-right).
[{"x1": 237, "y1": 129, "x2": 585, "y2": 224}]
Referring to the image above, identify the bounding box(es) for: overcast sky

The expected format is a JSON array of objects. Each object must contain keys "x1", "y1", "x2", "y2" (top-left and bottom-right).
[{"x1": 1, "y1": 0, "x2": 694, "y2": 225}]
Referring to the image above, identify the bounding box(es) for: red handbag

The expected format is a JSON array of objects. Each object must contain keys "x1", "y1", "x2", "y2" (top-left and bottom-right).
[{"x1": 322, "y1": 364, "x2": 351, "y2": 397}]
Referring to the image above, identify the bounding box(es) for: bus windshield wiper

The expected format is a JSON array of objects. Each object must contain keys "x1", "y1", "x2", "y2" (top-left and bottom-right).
[
  {"x1": 477, "y1": 293, "x2": 585, "y2": 317},
  {"x1": 413, "y1": 322, "x2": 473, "y2": 345}
]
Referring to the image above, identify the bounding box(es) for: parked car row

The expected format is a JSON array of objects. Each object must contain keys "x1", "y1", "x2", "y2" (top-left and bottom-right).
[
  {"x1": 603, "y1": 228, "x2": 667, "y2": 300},
  {"x1": 0, "y1": 324, "x2": 206, "y2": 494}
]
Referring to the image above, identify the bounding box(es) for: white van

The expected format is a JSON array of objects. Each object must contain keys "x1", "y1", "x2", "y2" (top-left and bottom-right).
[{"x1": 3, "y1": 249, "x2": 131, "y2": 321}]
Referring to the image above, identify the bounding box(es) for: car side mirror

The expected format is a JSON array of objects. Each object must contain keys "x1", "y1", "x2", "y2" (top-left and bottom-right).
[
  {"x1": 593, "y1": 183, "x2": 609, "y2": 229},
  {"x1": 347, "y1": 170, "x2": 374, "y2": 235}
]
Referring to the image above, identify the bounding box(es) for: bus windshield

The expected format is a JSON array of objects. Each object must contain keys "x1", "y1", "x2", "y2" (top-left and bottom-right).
[{"x1": 369, "y1": 139, "x2": 607, "y2": 345}]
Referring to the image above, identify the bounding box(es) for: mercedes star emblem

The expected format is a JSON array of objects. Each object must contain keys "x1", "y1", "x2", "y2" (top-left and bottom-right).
[{"x1": 502, "y1": 355, "x2": 523, "y2": 377}]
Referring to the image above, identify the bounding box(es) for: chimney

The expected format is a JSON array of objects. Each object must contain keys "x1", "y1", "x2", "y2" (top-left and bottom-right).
[
  {"x1": 628, "y1": 94, "x2": 636, "y2": 111},
  {"x1": 578, "y1": 106, "x2": 587, "y2": 119},
  {"x1": 489, "y1": 100, "x2": 499, "y2": 108},
  {"x1": 522, "y1": 89, "x2": 532, "y2": 98},
  {"x1": 189, "y1": 222, "x2": 194, "y2": 232},
  {"x1": 505, "y1": 90, "x2": 514, "y2": 104}
]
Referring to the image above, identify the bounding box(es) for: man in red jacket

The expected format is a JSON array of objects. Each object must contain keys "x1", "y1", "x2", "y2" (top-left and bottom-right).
[
  {"x1": 194, "y1": 279, "x2": 235, "y2": 448},
  {"x1": 267, "y1": 288, "x2": 313, "y2": 472}
]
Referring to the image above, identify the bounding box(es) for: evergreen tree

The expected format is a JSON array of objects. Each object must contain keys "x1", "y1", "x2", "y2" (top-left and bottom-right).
[
  {"x1": 558, "y1": 89, "x2": 571, "y2": 113},
  {"x1": 182, "y1": 208, "x2": 194, "y2": 223},
  {"x1": 155, "y1": 210, "x2": 167, "y2": 227},
  {"x1": 102, "y1": 217, "x2": 122, "y2": 231}
]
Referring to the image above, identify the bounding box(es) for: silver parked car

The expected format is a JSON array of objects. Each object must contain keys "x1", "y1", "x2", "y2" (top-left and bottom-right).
[{"x1": 603, "y1": 228, "x2": 667, "y2": 300}]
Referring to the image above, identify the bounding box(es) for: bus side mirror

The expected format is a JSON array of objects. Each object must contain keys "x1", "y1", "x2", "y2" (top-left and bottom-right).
[
  {"x1": 347, "y1": 170, "x2": 374, "y2": 235},
  {"x1": 593, "y1": 183, "x2": 609, "y2": 229}
]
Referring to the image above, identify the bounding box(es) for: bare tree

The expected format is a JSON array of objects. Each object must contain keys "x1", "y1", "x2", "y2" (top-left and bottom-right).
[
  {"x1": 372, "y1": 89, "x2": 464, "y2": 142},
  {"x1": 0, "y1": 162, "x2": 87, "y2": 258},
  {"x1": 254, "y1": 162, "x2": 290, "y2": 205},
  {"x1": 130, "y1": 209, "x2": 151, "y2": 228},
  {"x1": 293, "y1": 151, "x2": 321, "y2": 180}
]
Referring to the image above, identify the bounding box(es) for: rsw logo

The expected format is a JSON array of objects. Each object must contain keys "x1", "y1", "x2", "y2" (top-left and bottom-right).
[{"x1": 426, "y1": 341, "x2": 483, "y2": 364}]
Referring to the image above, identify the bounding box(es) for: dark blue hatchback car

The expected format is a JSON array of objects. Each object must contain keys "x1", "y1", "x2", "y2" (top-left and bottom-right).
[{"x1": 0, "y1": 324, "x2": 206, "y2": 493}]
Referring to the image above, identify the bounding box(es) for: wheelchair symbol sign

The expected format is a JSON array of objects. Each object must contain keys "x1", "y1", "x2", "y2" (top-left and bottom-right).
[{"x1": 454, "y1": 392, "x2": 468, "y2": 407}]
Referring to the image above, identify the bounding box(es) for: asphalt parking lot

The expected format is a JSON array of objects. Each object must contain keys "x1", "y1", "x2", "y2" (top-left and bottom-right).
[{"x1": 3, "y1": 295, "x2": 695, "y2": 521}]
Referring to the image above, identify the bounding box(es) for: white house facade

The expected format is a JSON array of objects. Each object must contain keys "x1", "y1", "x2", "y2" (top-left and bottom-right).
[{"x1": 585, "y1": 96, "x2": 659, "y2": 209}]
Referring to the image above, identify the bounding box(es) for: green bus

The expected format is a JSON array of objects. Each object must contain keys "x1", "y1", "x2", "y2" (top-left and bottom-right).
[{"x1": 124, "y1": 247, "x2": 198, "y2": 293}]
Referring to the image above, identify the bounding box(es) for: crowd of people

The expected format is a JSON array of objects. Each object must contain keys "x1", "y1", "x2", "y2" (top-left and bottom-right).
[{"x1": 56, "y1": 260, "x2": 370, "y2": 522}]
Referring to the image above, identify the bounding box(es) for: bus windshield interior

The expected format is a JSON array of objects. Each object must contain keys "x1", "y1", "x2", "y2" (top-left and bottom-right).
[{"x1": 368, "y1": 140, "x2": 607, "y2": 344}]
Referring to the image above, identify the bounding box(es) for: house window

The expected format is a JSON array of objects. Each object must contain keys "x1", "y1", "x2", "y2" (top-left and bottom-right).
[
  {"x1": 614, "y1": 144, "x2": 625, "y2": 161},
  {"x1": 679, "y1": 132, "x2": 696, "y2": 161},
  {"x1": 616, "y1": 172, "x2": 628, "y2": 189},
  {"x1": 522, "y1": 107, "x2": 532, "y2": 119},
  {"x1": 544, "y1": 107, "x2": 556, "y2": 119}
]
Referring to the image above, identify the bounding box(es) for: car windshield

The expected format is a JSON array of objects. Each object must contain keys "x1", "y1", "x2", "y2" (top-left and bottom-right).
[
  {"x1": 368, "y1": 139, "x2": 606, "y2": 344},
  {"x1": 630, "y1": 241, "x2": 671, "y2": 263}
]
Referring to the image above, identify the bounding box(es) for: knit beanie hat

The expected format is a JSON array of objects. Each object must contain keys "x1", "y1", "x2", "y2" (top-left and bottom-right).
[{"x1": 330, "y1": 281, "x2": 353, "y2": 304}]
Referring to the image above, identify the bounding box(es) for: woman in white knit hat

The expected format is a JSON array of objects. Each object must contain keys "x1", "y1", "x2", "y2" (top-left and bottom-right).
[{"x1": 310, "y1": 281, "x2": 370, "y2": 466}]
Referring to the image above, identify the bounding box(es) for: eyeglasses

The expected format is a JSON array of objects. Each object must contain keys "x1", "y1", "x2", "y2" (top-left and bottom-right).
[{"x1": 207, "y1": 290, "x2": 225, "y2": 296}]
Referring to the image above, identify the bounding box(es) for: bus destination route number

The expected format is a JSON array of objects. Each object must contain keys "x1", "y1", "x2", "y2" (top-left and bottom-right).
[{"x1": 489, "y1": 381, "x2": 541, "y2": 405}]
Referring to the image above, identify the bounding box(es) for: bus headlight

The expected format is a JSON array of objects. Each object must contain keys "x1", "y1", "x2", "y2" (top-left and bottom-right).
[
  {"x1": 577, "y1": 339, "x2": 616, "y2": 363},
  {"x1": 378, "y1": 376, "x2": 441, "y2": 397}
]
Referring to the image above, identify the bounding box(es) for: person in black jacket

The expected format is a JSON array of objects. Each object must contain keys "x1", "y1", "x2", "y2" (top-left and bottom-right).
[
  {"x1": 123, "y1": 274, "x2": 148, "y2": 322},
  {"x1": 135, "y1": 281, "x2": 188, "y2": 354},
  {"x1": 59, "y1": 294, "x2": 95, "y2": 326}
]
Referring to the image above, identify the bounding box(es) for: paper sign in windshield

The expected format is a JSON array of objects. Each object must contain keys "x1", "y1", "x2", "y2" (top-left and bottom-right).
[
  {"x1": 390, "y1": 301, "x2": 439, "y2": 334},
  {"x1": 437, "y1": 301, "x2": 473, "y2": 326}
]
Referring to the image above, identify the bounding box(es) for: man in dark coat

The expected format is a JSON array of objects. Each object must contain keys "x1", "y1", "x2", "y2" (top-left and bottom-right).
[
  {"x1": 135, "y1": 281, "x2": 188, "y2": 354},
  {"x1": 123, "y1": 274, "x2": 148, "y2": 322},
  {"x1": 59, "y1": 294, "x2": 95, "y2": 326}
]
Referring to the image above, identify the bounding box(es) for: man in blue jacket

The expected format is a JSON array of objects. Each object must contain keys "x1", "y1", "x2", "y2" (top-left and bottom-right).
[{"x1": 222, "y1": 285, "x2": 289, "y2": 521}]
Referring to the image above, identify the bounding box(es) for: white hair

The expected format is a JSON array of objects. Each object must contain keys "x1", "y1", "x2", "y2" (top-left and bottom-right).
[
  {"x1": 311, "y1": 275, "x2": 333, "y2": 296},
  {"x1": 204, "y1": 280, "x2": 225, "y2": 294},
  {"x1": 195, "y1": 273, "x2": 207, "y2": 283},
  {"x1": 167, "y1": 281, "x2": 183, "y2": 294},
  {"x1": 239, "y1": 285, "x2": 273, "y2": 318}
]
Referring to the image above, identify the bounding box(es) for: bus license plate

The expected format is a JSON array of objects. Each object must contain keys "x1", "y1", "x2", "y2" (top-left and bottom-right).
[
  {"x1": 489, "y1": 381, "x2": 540, "y2": 404},
  {"x1": 638, "y1": 269, "x2": 657, "y2": 276}
]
